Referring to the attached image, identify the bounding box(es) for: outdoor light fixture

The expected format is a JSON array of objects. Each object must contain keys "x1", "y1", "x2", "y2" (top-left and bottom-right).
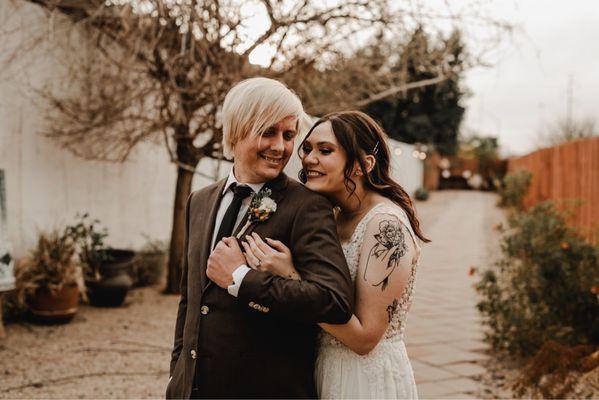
[
  {"x1": 439, "y1": 158, "x2": 450, "y2": 170},
  {"x1": 442, "y1": 169, "x2": 451, "y2": 179},
  {"x1": 462, "y1": 170, "x2": 472, "y2": 179}
]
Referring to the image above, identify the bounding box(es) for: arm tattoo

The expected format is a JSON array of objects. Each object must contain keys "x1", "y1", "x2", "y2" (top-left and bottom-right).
[
  {"x1": 387, "y1": 299, "x2": 399, "y2": 323},
  {"x1": 363, "y1": 218, "x2": 407, "y2": 291}
]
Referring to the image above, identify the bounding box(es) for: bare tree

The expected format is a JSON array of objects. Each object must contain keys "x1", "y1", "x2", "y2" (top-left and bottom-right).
[
  {"x1": 5, "y1": 0, "x2": 510, "y2": 293},
  {"x1": 537, "y1": 117, "x2": 597, "y2": 148}
]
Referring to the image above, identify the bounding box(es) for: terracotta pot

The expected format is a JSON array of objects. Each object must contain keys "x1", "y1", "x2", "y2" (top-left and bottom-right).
[{"x1": 29, "y1": 283, "x2": 79, "y2": 324}]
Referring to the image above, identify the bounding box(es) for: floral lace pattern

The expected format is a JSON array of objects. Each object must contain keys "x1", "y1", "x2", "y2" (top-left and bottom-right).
[{"x1": 315, "y1": 203, "x2": 421, "y2": 399}]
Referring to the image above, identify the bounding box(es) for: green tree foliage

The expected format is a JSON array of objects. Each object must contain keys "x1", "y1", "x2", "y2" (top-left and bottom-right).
[{"x1": 365, "y1": 28, "x2": 467, "y2": 155}]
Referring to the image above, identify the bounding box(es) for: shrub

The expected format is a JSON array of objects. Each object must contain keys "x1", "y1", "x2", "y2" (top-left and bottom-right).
[
  {"x1": 476, "y1": 201, "x2": 599, "y2": 357},
  {"x1": 497, "y1": 169, "x2": 532, "y2": 210},
  {"x1": 134, "y1": 238, "x2": 167, "y2": 287},
  {"x1": 513, "y1": 340, "x2": 598, "y2": 398},
  {"x1": 414, "y1": 187, "x2": 429, "y2": 201}
]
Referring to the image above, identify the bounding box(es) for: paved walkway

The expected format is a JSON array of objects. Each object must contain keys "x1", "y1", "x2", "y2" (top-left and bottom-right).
[{"x1": 405, "y1": 190, "x2": 505, "y2": 398}]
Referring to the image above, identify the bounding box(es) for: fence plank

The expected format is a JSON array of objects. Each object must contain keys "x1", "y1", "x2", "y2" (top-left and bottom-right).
[{"x1": 508, "y1": 137, "x2": 599, "y2": 244}]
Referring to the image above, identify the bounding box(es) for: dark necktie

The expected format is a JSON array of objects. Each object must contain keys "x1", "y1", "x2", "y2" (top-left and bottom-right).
[{"x1": 214, "y1": 183, "x2": 253, "y2": 247}]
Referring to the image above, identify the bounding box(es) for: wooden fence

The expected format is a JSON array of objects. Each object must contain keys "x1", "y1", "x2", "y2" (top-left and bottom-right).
[{"x1": 508, "y1": 137, "x2": 599, "y2": 244}]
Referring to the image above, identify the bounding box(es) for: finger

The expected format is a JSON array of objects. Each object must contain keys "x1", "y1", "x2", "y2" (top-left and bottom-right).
[
  {"x1": 245, "y1": 235, "x2": 267, "y2": 260},
  {"x1": 241, "y1": 242, "x2": 260, "y2": 269},
  {"x1": 265, "y1": 238, "x2": 290, "y2": 253},
  {"x1": 251, "y1": 232, "x2": 275, "y2": 254},
  {"x1": 223, "y1": 236, "x2": 241, "y2": 251}
]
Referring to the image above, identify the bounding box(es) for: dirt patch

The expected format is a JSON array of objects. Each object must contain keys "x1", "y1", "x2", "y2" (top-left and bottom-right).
[{"x1": 1, "y1": 287, "x2": 179, "y2": 398}]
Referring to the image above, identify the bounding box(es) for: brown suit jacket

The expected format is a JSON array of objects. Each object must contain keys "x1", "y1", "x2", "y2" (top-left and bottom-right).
[{"x1": 166, "y1": 173, "x2": 353, "y2": 399}]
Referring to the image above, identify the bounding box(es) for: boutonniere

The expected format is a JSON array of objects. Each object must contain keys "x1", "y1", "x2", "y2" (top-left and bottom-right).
[{"x1": 236, "y1": 188, "x2": 277, "y2": 238}]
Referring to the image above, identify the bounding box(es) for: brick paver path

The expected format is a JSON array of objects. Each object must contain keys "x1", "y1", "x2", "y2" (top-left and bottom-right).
[{"x1": 405, "y1": 190, "x2": 505, "y2": 398}]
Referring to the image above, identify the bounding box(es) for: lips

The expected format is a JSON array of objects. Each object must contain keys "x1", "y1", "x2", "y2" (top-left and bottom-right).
[
  {"x1": 260, "y1": 154, "x2": 284, "y2": 165},
  {"x1": 306, "y1": 169, "x2": 325, "y2": 177}
]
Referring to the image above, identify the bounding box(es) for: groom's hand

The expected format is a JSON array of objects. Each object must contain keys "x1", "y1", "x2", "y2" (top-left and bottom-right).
[{"x1": 207, "y1": 237, "x2": 246, "y2": 289}]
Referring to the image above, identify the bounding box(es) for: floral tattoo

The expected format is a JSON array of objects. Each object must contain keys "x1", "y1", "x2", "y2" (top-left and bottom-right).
[
  {"x1": 387, "y1": 299, "x2": 399, "y2": 323},
  {"x1": 363, "y1": 218, "x2": 407, "y2": 291}
]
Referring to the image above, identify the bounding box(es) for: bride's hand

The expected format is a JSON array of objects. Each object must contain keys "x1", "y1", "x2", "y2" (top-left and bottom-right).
[{"x1": 242, "y1": 232, "x2": 300, "y2": 280}]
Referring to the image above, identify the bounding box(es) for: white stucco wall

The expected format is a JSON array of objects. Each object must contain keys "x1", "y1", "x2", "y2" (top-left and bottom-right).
[
  {"x1": 0, "y1": 2, "x2": 422, "y2": 259},
  {"x1": 387, "y1": 139, "x2": 424, "y2": 198}
]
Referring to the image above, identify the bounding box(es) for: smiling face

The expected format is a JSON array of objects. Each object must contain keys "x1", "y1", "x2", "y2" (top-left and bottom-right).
[
  {"x1": 233, "y1": 116, "x2": 298, "y2": 183},
  {"x1": 300, "y1": 121, "x2": 349, "y2": 197}
]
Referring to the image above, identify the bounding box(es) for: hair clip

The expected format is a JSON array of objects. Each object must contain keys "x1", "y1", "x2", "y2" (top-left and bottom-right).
[{"x1": 372, "y1": 141, "x2": 380, "y2": 155}]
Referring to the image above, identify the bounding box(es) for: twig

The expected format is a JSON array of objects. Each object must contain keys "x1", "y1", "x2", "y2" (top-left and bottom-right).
[
  {"x1": 110, "y1": 339, "x2": 171, "y2": 350},
  {"x1": 73, "y1": 346, "x2": 165, "y2": 354},
  {"x1": 3, "y1": 370, "x2": 169, "y2": 392}
]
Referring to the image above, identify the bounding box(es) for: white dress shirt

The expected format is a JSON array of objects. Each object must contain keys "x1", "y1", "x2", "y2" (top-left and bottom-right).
[{"x1": 211, "y1": 169, "x2": 264, "y2": 297}]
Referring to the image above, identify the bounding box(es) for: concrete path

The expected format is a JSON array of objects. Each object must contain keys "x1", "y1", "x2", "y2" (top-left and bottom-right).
[{"x1": 405, "y1": 190, "x2": 505, "y2": 399}]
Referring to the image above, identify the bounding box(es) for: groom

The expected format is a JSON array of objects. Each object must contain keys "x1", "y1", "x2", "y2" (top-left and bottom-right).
[{"x1": 166, "y1": 77, "x2": 353, "y2": 399}]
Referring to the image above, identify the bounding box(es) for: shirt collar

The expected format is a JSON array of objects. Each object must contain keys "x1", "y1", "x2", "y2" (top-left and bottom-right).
[{"x1": 222, "y1": 168, "x2": 265, "y2": 195}]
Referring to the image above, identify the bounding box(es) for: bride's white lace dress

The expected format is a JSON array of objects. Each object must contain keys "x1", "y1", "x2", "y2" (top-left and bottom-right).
[{"x1": 315, "y1": 203, "x2": 421, "y2": 399}]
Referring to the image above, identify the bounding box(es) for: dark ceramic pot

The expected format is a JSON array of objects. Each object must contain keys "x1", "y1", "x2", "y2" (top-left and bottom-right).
[{"x1": 87, "y1": 249, "x2": 135, "y2": 307}]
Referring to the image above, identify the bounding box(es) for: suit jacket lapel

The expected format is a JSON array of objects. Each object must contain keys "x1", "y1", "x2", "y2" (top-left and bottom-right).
[
  {"x1": 203, "y1": 173, "x2": 290, "y2": 291},
  {"x1": 232, "y1": 173, "x2": 290, "y2": 239},
  {"x1": 200, "y1": 178, "x2": 228, "y2": 291}
]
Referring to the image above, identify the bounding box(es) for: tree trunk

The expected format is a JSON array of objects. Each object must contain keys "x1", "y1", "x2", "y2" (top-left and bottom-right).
[{"x1": 164, "y1": 166, "x2": 195, "y2": 294}]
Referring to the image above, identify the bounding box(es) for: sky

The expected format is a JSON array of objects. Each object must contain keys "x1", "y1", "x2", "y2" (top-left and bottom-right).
[
  {"x1": 246, "y1": 0, "x2": 598, "y2": 157},
  {"x1": 459, "y1": 0, "x2": 599, "y2": 155}
]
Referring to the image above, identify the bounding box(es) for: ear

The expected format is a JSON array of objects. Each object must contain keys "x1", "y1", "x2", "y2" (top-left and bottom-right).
[
  {"x1": 363, "y1": 155, "x2": 376, "y2": 174},
  {"x1": 352, "y1": 155, "x2": 376, "y2": 176}
]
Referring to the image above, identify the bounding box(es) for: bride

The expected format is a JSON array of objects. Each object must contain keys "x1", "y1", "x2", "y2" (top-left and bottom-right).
[{"x1": 241, "y1": 110, "x2": 430, "y2": 399}]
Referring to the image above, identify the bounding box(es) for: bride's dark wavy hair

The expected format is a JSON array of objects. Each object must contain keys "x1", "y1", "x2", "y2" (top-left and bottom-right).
[{"x1": 299, "y1": 110, "x2": 430, "y2": 243}]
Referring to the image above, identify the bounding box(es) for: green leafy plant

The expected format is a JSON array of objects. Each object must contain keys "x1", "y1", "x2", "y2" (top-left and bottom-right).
[
  {"x1": 64, "y1": 213, "x2": 110, "y2": 279},
  {"x1": 476, "y1": 201, "x2": 599, "y2": 357},
  {"x1": 497, "y1": 170, "x2": 532, "y2": 210},
  {"x1": 14, "y1": 230, "x2": 84, "y2": 305}
]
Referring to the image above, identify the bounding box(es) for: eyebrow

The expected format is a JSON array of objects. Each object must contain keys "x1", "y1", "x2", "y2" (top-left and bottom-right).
[{"x1": 315, "y1": 141, "x2": 336, "y2": 146}]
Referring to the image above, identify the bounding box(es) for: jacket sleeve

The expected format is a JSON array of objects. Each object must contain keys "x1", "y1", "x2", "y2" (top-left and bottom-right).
[
  {"x1": 237, "y1": 193, "x2": 354, "y2": 324},
  {"x1": 169, "y1": 192, "x2": 193, "y2": 376}
]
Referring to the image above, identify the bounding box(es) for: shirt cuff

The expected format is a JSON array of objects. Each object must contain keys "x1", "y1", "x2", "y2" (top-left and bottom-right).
[{"x1": 227, "y1": 264, "x2": 251, "y2": 297}]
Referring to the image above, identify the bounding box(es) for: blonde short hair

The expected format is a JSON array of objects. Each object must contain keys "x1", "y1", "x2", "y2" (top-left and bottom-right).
[{"x1": 221, "y1": 77, "x2": 305, "y2": 158}]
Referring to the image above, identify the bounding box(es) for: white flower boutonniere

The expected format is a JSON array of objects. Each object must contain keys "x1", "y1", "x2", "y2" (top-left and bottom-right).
[{"x1": 236, "y1": 188, "x2": 277, "y2": 238}]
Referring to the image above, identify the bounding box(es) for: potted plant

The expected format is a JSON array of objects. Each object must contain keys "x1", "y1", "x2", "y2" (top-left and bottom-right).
[
  {"x1": 14, "y1": 230, "x2": 84, "y2": 323},
  {"x1": 414, "y1": 187, "x2": 430, "y2": 201},
  {"x1": 65, "y1": 213, "x2": 134, "y2": 307},
  {"x1": 133, "y1": 236, "x2": 167, "y2": 287}
]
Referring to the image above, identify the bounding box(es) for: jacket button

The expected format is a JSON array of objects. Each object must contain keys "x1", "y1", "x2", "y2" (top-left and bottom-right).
[
  {"x1": 200, "y1": 305, "x2": 209, "y2": 315},
  {"x1": 190, "y1": 350, "x2": 197, "y2": 359}
]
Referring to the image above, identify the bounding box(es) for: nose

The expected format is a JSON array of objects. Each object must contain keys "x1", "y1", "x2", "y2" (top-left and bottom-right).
[
  {"x1": 302, "y1": 149, "x2": 318, "y2": 167},
  {"x1": 269, "y1": 134, "x2": 285, "y2": 153}
]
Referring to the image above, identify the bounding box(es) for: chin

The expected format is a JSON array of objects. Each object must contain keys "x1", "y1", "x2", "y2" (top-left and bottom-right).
[
  {"x1": 305, "y1": 180, "x2": 325, "y2": 193},
  {"x1": 257, "y1": 166, "x2": 283, "y2": 181}
]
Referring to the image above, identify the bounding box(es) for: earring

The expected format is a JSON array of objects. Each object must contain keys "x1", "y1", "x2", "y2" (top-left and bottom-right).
[{"x1": 354, "y1": 171, "x2": 361, "y2": 176}]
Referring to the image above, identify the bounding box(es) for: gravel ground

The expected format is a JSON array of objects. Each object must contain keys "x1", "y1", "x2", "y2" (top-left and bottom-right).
[{"x1": 1, "y1": 287, "x2": 179, "y2": 398}]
